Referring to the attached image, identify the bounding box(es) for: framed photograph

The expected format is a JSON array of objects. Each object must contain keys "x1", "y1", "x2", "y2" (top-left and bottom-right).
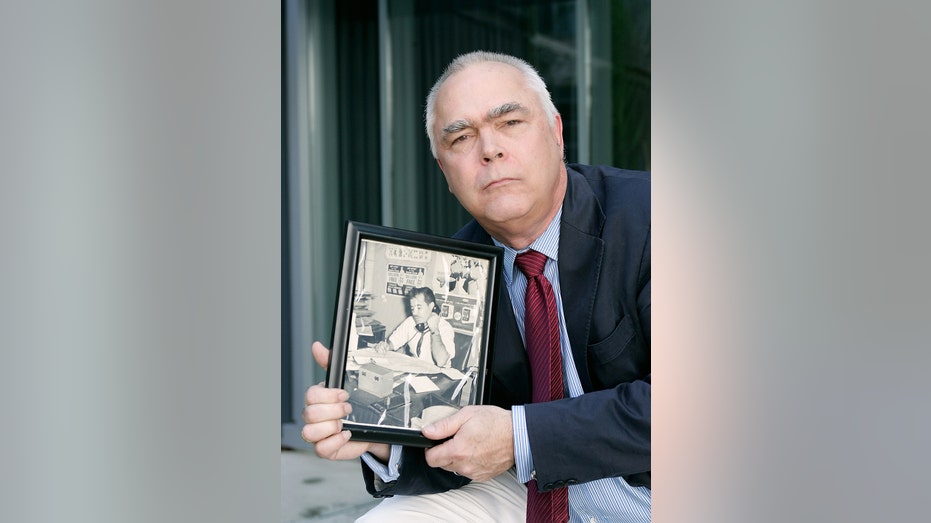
[{"x1": 325, "y1": 221, "x2": 503, "y2": 447}]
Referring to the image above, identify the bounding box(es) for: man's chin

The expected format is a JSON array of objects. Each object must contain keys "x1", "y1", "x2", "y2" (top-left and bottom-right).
[{"x1": 480, "y1": 200, "x2": 533, "y2": 223}]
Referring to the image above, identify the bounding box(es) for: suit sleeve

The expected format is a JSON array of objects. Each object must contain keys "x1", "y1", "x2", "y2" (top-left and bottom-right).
[
  {"x1": 524, "y1": 277, "x2": 651, "y2": 491},
  {"x1": 361, "y1": 447, "x2": 470, "y2": 497},
  {"x1": 523, "y1": 376, "x2": 650, "y2": 490}
]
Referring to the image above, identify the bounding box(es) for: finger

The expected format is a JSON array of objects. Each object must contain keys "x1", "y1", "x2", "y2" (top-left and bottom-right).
[
  {"x1": 311, "y1": 341, "x2": 331, "y2": 370},
  {"x1": 424, "y1": 439, "x2": 453, "y2": 470},
  {"x1": 301, "y1": 419, "x2": 343, "y2": 444},
  {"x1": 422, "y1": 410, "x2": 466, "y2": 440},
  {"x1": 314, "y1": 431, "x2": 380, "y2": 461},
  {"x1": 305, "y1": 383, "x2": 349, "y2": 405},
  {"x1": 311, "y1": 430, "x2": 354, "y2": 460},
  {"x1": 302, "y1": 401, "x2": 352, "y2": 424}
]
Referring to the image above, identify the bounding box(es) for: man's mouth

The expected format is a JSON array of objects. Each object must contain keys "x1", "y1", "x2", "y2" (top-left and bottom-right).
[{"x1": 484, "y1": 177, "x2": 515, "y2": 190}]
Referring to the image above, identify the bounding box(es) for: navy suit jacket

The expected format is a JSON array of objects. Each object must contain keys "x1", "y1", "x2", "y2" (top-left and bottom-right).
[{"x1": 362, "y1": 164, "x2": 651, "y2": 496}]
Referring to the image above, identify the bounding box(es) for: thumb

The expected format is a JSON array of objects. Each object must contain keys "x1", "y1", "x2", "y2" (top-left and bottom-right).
[
  {"x1": 422, "y1": 410, "x2": 466, "y2": 440},
  {"x1": 311, "y1": 341, "x2": 331, "y2": 370}
]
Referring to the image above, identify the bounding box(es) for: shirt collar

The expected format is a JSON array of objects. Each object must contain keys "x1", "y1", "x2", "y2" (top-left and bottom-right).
[{"x1": 493, "y1": 207, "x2": 562, "y2": 286}]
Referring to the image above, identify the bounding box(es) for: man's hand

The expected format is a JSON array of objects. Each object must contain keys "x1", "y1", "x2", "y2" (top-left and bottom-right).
[
  {"x1": 373, "y1": 340, "x2": 390, "y2": 354},
  {"x1": 302, "y1": 341, "x2": 390, "y2": 462},
  {"x1": 422, "y1": 405, "x2": 514, "y2": 482},
  {"x1": 426, "y1": 312, "x2": 440, "y2": 332}
]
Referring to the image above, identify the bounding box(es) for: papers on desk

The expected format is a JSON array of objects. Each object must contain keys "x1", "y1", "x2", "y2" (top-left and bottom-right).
[
  {"x1": 406, "y1": 375, "x2": 440, "y2": 393},
  {"x1": 348, "y1": 348, "x2": 470, "y2": 379},
  {"x1": 440, "y1": 367, "x2": 465, "y2": 380},
  {"x1": 349, "y1": 348, "x2": 444, "y2": 375}
]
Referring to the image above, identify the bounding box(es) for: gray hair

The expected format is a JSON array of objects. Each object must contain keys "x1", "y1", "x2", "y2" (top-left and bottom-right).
[{"x1": 424, "y1": 51, "x2": 559, "y2": 158}]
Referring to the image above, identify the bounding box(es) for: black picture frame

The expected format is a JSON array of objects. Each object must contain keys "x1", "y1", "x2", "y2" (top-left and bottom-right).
[{"x1": 325, "y1": 221, "x2": 503, "y2": 447}]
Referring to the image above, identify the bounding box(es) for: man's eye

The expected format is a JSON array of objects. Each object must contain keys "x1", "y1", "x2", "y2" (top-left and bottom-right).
[
  {"x1": 451, "y1": 135, "x2": 468, "y2": 144},
  {"x1": 505, "y1": 120, "x2": 521, "y2": 126}
]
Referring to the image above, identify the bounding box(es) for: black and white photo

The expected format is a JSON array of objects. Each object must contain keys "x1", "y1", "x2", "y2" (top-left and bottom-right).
[{"x1": 326, "y1": 222, "x2": 502, "y2": 447}]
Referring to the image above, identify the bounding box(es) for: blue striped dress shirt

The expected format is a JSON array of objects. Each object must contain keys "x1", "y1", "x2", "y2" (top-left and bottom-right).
[{"x1": 501, "y1": 209, "x2": 651, "y2": 523}]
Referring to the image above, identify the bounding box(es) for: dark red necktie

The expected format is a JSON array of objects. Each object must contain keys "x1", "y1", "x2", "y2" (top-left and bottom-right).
[{"x1": 514, "y1": 250, "x2": 569, "y2": 523}]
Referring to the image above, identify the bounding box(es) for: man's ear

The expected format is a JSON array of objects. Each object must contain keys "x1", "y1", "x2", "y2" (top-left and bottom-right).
[
  {"x1": 436, "y1": 158, "x2": 453, "y2": 193},
  {"x1": 552, "y1": 113, "x2": 565, "y2": 150}
]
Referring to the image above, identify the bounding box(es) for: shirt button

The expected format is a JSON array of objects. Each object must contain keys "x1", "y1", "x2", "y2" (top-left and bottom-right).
[{"x1": 590, "y1": 518, "x2": 597, "y2": 523}]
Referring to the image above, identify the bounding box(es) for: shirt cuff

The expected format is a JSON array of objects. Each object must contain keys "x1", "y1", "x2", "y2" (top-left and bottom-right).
[
  {"x1": 512, "y1": 405, "x2": 535, "y2": 484},
  {"x1": 360, "y1": 445, "x2": 403, "y2": 483}
]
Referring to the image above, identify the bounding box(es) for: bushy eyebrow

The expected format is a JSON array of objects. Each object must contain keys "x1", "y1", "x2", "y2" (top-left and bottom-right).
[
  {"x1": 487, "y1": 102, "x2": 526, "y2": 120},
  {"x1": 440, "y1": 102, "x2": 529, "y2": 140},
  {"x1": 442, "y1": 119, "x2": 472, "y2": 136}
]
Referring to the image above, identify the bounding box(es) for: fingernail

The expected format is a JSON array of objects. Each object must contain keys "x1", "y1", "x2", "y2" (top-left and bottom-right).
[
  {"x1": 344, "y1": 403, "x2": 352, "y2": 415},
  {"x1": 423, "y1": 424, "x2": 435, "y2": 434},
  {"x1": 338, "y1": 390, "x2": 349, "y2": 401}
]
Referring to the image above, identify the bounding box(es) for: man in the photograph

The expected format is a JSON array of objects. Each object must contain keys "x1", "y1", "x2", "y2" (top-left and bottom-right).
[{"x1": 375, "y1": 286, "x2": 457, "y2": 368}]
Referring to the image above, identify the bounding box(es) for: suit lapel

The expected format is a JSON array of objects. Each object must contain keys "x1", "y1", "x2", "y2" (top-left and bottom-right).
[{"x1": 557, "y1": 169, "x2": 605, "y2": 393}]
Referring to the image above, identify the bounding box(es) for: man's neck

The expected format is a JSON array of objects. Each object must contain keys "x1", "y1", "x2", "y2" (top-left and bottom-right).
[{"x1": 489, "y1": 212, "x2": 557, "y2": 250}]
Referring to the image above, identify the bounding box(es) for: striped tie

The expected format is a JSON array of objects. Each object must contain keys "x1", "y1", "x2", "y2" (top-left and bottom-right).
[{"x1": 514, "y1": 250, "x2": 568, "y2": 523}]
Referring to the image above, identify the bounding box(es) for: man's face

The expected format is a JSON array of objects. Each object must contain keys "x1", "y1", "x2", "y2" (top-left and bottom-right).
[
  {"x1": 432, "y1": 62, "x2": 565, "y2": 246},
  {"x1": 409, "y1": 295, "x2": 432, "y2": 324}
]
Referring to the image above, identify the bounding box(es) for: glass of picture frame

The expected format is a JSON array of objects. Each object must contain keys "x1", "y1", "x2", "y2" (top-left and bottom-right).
[{"x1": 325, "y1": 221, "x2": 503, "y2": 447}]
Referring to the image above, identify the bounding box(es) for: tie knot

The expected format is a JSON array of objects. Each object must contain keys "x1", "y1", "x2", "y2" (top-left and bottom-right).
[{"x1": 515, "y1": 249, "x2": 548, "y2": 278}]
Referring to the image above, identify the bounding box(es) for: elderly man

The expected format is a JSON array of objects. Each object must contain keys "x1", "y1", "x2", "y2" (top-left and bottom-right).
[{"x1": 303, "y1": 51, "x2": 651, "y2": 522}]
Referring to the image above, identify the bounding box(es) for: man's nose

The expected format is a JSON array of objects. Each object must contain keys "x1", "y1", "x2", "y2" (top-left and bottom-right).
[{"x1": 480, "y1": 135, "x2": 505, "y2": 164}]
